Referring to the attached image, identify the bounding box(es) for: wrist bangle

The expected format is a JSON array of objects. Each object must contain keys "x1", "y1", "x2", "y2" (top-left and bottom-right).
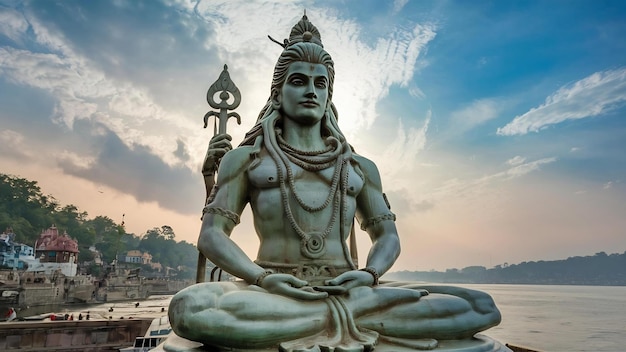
[
  {"x1": 254, "y1": 270, "x2": 273, "y2": 287},
  {"x1": 360, "y1": 267, "x2": 379, "y2": 286}
]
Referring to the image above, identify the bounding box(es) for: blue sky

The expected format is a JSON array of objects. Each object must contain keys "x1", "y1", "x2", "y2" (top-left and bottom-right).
[{"x1": 1, "y1": 0, "x2": 625, "y2": 271}]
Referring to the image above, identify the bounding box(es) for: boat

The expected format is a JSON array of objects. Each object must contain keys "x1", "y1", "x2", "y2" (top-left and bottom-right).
[
  {"x1": 506, "y1": 344, "x2": 541, "y2": 352},
  {"x1": 120, "y1": 315, "x2": 172, "y2": 352}
]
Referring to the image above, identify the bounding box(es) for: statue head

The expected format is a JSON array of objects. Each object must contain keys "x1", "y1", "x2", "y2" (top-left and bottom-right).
[
  {"x1": 242, "y1": 14, "x2": 343, "y2": 146},
  {"x1": 269, "y1": 12, "x2": 334, "y2": 104},
  {"x1": 270, "y1": 41, "x2": 335, "y2": 110}
]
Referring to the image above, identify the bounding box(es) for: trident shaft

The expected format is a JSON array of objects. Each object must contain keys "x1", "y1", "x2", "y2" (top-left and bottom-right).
[{"x1": 197, "y1": 64, "x2": 241, "y2": 284}]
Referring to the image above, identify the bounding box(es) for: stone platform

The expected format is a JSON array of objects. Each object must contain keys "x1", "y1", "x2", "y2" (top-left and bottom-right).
[
  {"x1": 0, "y1": 318, "x2": 152, "y2": 351},
  {"x1": 155, "y1": 333, "x2": 512, "y2": 352}
]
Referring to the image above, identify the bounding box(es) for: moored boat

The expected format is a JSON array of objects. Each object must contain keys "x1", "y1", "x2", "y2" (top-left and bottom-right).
[
  {"x1": 120, "y1": 315, "x2": 171, "y2": 352},
  {"x1": 506, "y1": 344, "x2": 541, "y2": 352}
]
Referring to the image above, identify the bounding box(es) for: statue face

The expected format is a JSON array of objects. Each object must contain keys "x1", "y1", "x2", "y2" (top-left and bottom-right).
[{"x1": 278, "y1": 61, "x2": 329, "y2": 125}]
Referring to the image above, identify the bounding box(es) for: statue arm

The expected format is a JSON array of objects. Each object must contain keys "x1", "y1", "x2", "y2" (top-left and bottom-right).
[
  {"x1": 197, "y1": 146, "x2": 267, "y2": 284},
  {"x1": 354, "y1": 155, "x2": 401, "y2": 277},
  {"x1": 323, "y1": 156, "x2": 400, "y2": 292},
  {"x1": 201, "y1": 133, "x2": 233, "y2": 201}
]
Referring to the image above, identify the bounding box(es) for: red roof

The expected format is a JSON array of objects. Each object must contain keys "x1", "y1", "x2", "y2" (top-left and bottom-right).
[{"x1": 35, "y1": 226, "x2": 79, "y2": 253}]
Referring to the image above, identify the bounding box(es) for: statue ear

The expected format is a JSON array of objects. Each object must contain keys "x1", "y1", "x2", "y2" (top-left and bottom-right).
[{"x1": 271, "y1": 90, "x2": 281, "y2": 109}]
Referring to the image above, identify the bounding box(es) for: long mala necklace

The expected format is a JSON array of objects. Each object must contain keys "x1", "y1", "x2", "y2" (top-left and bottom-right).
[{"x1": 276, "y1": 132, "x2": 347, "y2": 259}]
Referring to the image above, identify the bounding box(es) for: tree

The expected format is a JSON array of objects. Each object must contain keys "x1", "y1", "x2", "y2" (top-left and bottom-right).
[
  {"x1": 85, "y1": 215, "x2": 125, "y2": 263},
  {"x1": 161, "y1": 225, "x2": 175, "y2": 240},
  {"x1": 0, "y1": 173, "x2": 200, "y2": 279},
  {"x1": 0, "y1": 173, "x2": 57, "y2": 243}
]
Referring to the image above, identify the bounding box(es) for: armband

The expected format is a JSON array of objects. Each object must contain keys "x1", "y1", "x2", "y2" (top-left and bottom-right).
[
  {"x1": 202, "y1": 206, "x2": 240, "y2": 224},
  {"x1": 359, "y1": 212, "x2": 396, "y2": 231},
  {"x1": 359, "y1": 267, "x2": 379, "y2": 286}
]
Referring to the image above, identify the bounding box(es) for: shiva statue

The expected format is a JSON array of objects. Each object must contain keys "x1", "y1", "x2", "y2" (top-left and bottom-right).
[{"x1": 166, "y1": 14, "x2": 506, "y2": 352}]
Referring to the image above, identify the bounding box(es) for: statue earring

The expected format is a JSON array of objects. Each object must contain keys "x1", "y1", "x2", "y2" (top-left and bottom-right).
[{"x1": 272, "y1": 91, "x2": 281, "y2": 109}]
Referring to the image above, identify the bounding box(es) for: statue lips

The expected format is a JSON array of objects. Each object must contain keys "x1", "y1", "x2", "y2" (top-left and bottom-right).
[{"x1": 300, "y1": 100, "x2": 319, "y2": 108}]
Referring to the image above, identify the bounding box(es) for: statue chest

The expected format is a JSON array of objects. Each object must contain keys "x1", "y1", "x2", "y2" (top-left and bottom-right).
[{"x1": 248, "y1": 154, "x2": 364, "y2": 199}]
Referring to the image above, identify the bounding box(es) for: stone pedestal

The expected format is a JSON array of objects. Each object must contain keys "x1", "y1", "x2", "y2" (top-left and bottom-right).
[{"x1": 155, "y1": 333, "x2": 512, "y2": 352}]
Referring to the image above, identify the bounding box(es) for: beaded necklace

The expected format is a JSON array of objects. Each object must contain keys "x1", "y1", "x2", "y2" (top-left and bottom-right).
[{"x1": 275, "y1": 132, "x2": 348, "y2": 259}]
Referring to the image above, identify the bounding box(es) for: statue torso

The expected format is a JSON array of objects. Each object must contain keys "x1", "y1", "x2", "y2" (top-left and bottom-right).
[{"x1": 247, "y1": 147, "x2": 364, "y2": 282}]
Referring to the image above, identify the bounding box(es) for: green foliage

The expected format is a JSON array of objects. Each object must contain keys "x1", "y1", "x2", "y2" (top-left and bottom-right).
[
  {"x1": 138, "y1": 226, "x2": 197, "y2": 270},
  {"x1": 0, "y1": 173, "x2": 199, "y2": 278},
  {"x1": 0, "y1": 173, "x2": 56, "y2": 243}
]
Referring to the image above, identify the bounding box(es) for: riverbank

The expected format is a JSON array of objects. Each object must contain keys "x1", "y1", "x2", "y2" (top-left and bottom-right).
[
  {"x1": 0, "y1": 318, "x2": 153, "y2": 351},
  {"x1": 1, "y1": 295, "x2": 172, "y2": 351},
  {"x1": 33, "y1": 295, "x2": 173, "y2": 321}
]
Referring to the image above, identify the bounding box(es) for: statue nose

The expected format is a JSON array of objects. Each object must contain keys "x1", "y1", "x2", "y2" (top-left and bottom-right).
[{"x1": 305, "y1": 82, "x2": 318, "y2": 98}]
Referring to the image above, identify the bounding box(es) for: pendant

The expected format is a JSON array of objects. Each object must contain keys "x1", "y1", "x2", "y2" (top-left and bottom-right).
[{"x1": 301, "y1": 232, "x2": 326, "y2": 259}]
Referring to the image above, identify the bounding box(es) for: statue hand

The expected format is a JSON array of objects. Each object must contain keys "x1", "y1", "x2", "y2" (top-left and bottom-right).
[
  {"x1": 202, "y1": 133, "x2": 232, "y2": 175},
  {"x1": 260, "y1": 273, "x2": 328, "y2": 301},
  {"x1": 315, "y1": 270, "x2": 374, "y2": 295}
]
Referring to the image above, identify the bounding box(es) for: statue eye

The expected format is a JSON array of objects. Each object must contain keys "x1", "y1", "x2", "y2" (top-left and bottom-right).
[
  {"x1": 289, "y1": 77, "x2": 305, "y2": 86},
  {"x1": 315, "y1": 80, "x2": 327, "y2": 89}
]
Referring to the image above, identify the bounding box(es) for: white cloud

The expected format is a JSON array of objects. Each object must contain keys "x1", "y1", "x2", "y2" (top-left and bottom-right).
[
  {"x1": 0, "y1": 7, "x2": 28, "y2": 43},
  {"x1": 0, "y1": 129, "x2": 24, "y2": 144},
  {"x1": 408, "y1": 85, "x2": 426, "y2": 99},
  {"x1": 1, "y1": 0, "x2": 437, "y2": 216},
  {"x1": 497, "y1": 68, "x2": 626, "y2": 135},
  {"x1": 381, "y1": 113, "x2": 430, "y2": 179},
  {"x1": 504, "y1": 157, "x2": 556, "y2": 178},
  {"x1": 429, "y1": 157, "x2": 557, "y2": 201},
  {"x1": 506, "y1": 155, "x2": 526, "y2": 166},
  {"x1": 0, "y1": 129, "x2": 31, "y2": 161},
  {"x1": 450, "y1": 98, "x2": 500, "y2": 133},
  {"x1": 185, "y1": 2, "x2": 436, "y2": 135},
  {"x1": 57, "y1": 150, "x2": 96, "y2": 170},
  {"x1": 4, "y1": 4, "x2": 221, "y2": 170},
  {"x1": 108, "y1": 87, "x2": 164, "y2": 119},
  {"x1": 0, "y1": 23, "x2": 198, "y2": 168},
  {"x1": 392, "y1": 0, "x2": 409, "y2": 14}
]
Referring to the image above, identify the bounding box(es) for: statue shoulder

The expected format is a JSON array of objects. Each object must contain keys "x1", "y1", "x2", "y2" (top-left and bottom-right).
[
  {"x1": 352, "y1": 153, "x2": 383, "y2": 187},
  {"x1": 216, "y1": 145, "x2": 255, "y2": 181}
]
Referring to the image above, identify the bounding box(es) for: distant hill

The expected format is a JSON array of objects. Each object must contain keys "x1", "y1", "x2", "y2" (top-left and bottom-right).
[{"x1": 386, "y1": 251, "x2": 626, "y2": 286}]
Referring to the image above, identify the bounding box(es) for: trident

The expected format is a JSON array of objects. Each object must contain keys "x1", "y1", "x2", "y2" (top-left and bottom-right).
[
  {"x1": 196, "y1": 64, "x2": 241, "y2": 283},
  {"x1": 203, "y1": 64, "x2": 241, "y2": 135}
]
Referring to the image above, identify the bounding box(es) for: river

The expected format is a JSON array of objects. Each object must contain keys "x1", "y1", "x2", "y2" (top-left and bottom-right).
[
  {"x1": 467, "y1": 284, "x2": 626, "y2": 351},
  {"x1": 55, "y1": 284, "x2": 625, "y2": 352}
]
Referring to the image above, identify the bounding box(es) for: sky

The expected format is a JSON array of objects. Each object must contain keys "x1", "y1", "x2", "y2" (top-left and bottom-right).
[{"x1": 1, "y1": 0, "x2": 625, "y2": 272}]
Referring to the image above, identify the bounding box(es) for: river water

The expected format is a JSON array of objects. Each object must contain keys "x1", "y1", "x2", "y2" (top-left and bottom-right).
[
  {"x1": 55, "y1": 284, "x2": 625, "y2": 352},
  {"x1": 467, "y1": 284, "x2": 626, "y2": 351}
]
